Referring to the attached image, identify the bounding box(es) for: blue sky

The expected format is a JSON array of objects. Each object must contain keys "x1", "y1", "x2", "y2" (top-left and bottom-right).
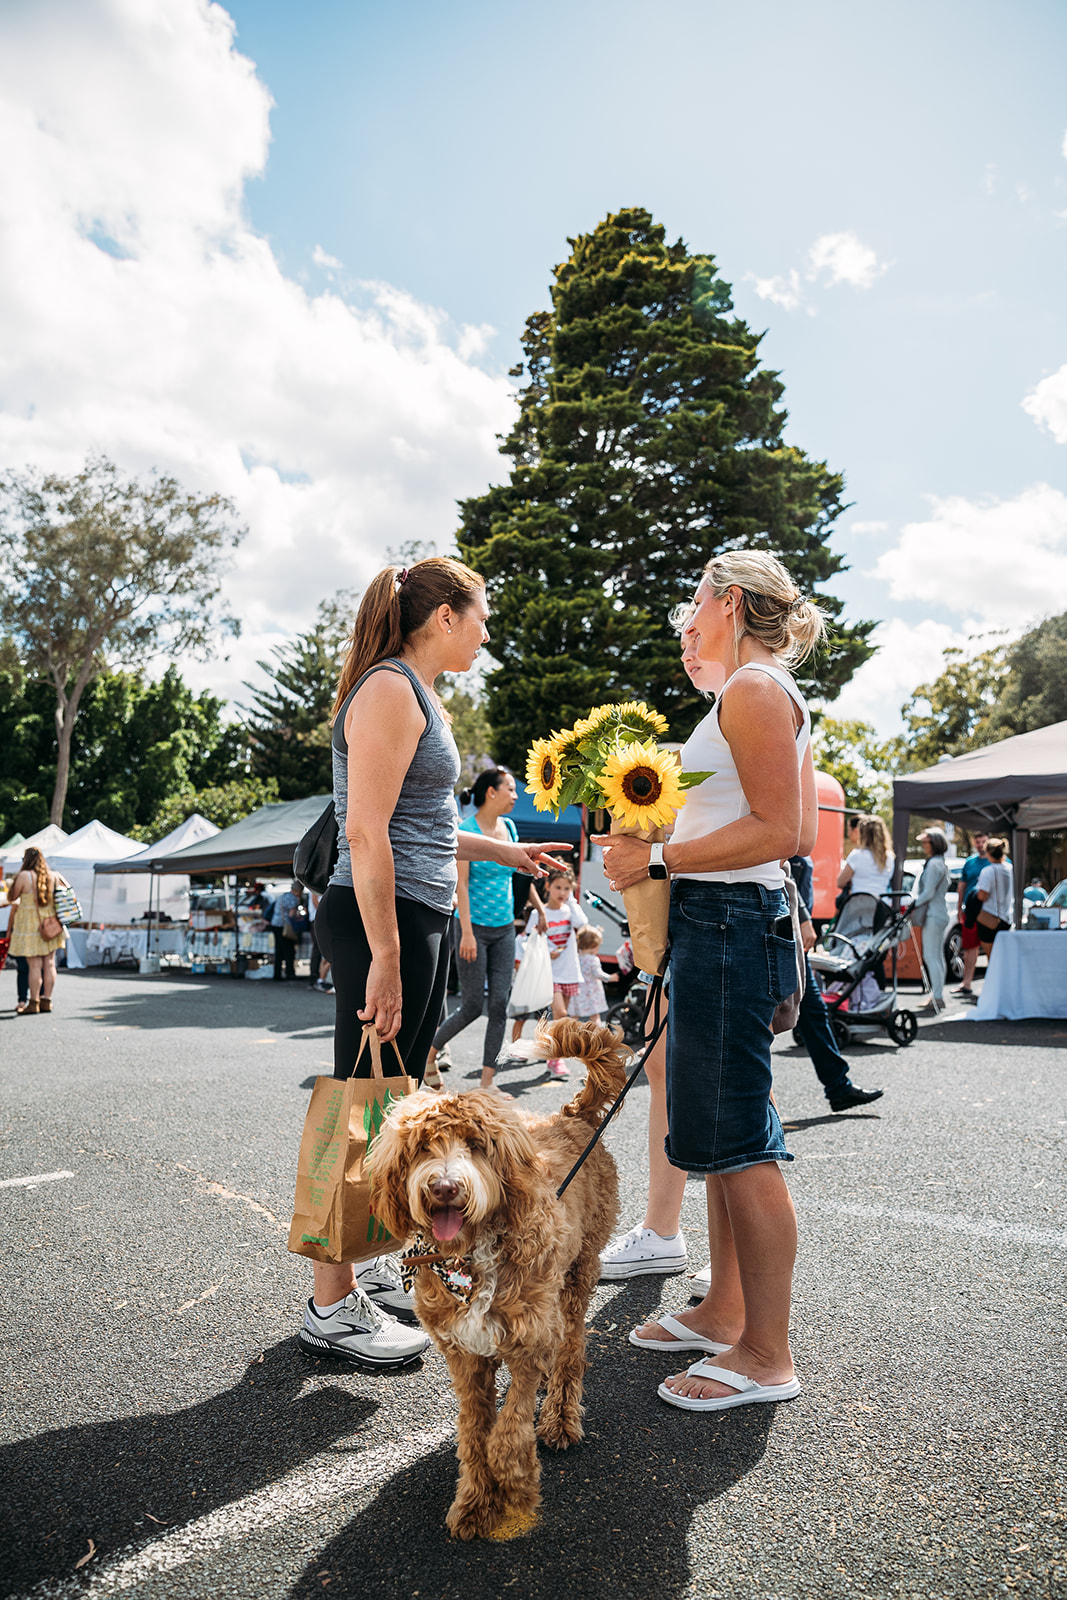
[{"x1": 2, "y1": 0, "x2": 1065, "y2": 731}]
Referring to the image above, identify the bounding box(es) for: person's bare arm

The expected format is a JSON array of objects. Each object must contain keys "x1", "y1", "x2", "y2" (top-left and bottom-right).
[
  {"x1": 343, "y1": 671, "x2": 425, "y2": 1041},
  {"x1": 798, "y1": 743, "x2": 818, "y2": 857},
  {"x1": 456, "y1": 861, "x2": 476, "y2": 962},
  {"x1": 594, "y1": 675, "x2": 803, "y2": 888},
  {"x1": 837, "y1": 861, "x2": 854, "y2": 890},
  {"x1": 457, "y1": 832, "x2": 569, "y2": 874}
]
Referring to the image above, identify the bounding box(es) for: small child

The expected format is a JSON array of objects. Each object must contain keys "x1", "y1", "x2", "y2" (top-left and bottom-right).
[
  {"x1": 525, "y1": 867, "x2": 586, "y2": 1078},
  {"x1": 569, "y1": 925, "x2": 610, "y2": 1021}
]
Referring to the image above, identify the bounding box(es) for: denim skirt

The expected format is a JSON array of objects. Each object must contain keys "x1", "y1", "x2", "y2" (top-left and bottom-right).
[{"x1": 665, "y1": 879, "x2": 796, "y2": 1175}]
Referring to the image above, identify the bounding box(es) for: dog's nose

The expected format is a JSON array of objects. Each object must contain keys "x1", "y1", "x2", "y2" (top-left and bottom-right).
[{"x1": 429, "y1": 1176, "x2": 460, "y2": 1204}]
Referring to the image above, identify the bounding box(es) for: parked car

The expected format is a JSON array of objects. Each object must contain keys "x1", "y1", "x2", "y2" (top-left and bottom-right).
[{"x1": 1036, "y1": 880, "x2": 1067, "y2": 928}]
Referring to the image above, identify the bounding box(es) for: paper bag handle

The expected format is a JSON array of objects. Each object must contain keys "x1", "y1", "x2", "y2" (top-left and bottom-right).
[{"x1": 353, "y1": 1022, "x2": 408, "y2": 1080}]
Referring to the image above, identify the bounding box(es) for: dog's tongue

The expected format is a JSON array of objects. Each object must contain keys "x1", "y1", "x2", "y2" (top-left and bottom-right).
[{"x1": 431, "y1": 1206, "x2": 464, "y2": 1242}]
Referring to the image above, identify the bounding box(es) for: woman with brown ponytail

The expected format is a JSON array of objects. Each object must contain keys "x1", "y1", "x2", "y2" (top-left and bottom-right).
[
  {"x1": 299, "y1": 556, "x2": 566, "y2": 1371},
  {"x1": 7, "y1": 847, "x2": 66, "y2": 1014}
]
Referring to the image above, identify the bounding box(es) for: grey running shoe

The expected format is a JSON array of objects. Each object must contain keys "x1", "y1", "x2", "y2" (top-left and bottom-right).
[
  {"x1": 355, "y1": 1254, "x2": 419, "y2": 1324},
  {"x1": 298, "y1": 1286, "x2": 428, "y2": 1370},
  {"x1": 599, "y1": 1226, "x2": 688, "y2": 1280}
]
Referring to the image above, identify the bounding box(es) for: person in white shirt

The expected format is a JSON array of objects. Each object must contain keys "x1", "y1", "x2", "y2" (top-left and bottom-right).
[
  {"x1": 975, "y1": 837, "x2": 1014, "y2": 951},
  {"x1": 837, "y1": 816, "x2": 895, "y2": 901},
  {"x1": 525, "y1": 868, "x2": 586, "y2": 1078}
]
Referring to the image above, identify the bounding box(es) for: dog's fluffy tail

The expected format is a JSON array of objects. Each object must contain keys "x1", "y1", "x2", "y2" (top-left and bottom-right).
[{"x1": 508, "y1": 1018, "x2": 631, "y2": 1126}]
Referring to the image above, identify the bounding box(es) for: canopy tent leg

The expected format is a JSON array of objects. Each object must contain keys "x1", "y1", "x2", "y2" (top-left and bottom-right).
[
  {"x1": 1010, "y1": 828, "x2": 1029, "y2": 929},
  {"x1": 891, "y1": 809, "x2": 910, "y2": 895}
]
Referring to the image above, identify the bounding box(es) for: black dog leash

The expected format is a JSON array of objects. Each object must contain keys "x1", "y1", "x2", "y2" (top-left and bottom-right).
[{"x1": 556, "y1": 972, "x2": 667, "y2": 1199}]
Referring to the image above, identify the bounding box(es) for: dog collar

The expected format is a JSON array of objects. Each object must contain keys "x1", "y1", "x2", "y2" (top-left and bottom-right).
[{"x1": 400, "y1": 1231, "x2": 475, "y2": 1302}]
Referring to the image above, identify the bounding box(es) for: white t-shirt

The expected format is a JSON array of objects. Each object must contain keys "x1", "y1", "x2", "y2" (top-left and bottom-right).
[
  {"x1": 526, "y1": 897, "x2": 587, "y2": 986},
  {"x1": 845, "y1": 847, "x2": 894, "y2": 898},
  {"x1": 976, "y1": 862, "x2": 1014, "y2": 924}
]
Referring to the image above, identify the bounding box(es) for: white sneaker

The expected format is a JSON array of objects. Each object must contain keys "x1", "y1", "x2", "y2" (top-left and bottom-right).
[
  {"x1": 599, "y1": 1226, "x2": 688, "y2": 1280},
  {"x1": 689, "y1": 1263, "x2": 712, "y2": 1296},
  {"x1": 355, "y1": 1254, "x2": 419, "y2": 1324},
  {"x1": 298, "y1": 1286, "x2": 429, "y2": 1370}
]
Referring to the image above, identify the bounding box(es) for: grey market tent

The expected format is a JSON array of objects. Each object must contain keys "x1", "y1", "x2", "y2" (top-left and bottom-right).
[
  {"x1": 143, "y1": 796, "x2": 332, "y2": 877},
  {"x1": 892, "y1": 719, "x2": 1067, "y2": 924}
]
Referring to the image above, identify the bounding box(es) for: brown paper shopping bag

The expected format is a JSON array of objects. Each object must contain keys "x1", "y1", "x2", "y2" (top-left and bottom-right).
[
  {"x1": 611, "y1": 818, "x2": 670, "y2": 977},
  {"x1": 287, "y1": 1024, "x2": 414, "y2": 1263}
]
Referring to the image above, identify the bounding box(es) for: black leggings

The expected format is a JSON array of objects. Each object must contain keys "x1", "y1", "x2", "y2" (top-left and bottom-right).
[{"x1": 316, "y1": 885, "x2": 451, "y2": 1083}]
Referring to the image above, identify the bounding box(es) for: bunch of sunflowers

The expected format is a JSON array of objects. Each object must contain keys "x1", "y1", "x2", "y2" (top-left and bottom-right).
[{"x1": 525, "y1": 701, "x2": 711, "y2": 830}]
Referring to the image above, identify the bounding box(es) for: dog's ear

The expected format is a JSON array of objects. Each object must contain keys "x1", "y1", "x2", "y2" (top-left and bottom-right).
[
  {"x1": 366, "y1": 1099, "x2": 415, "y2": 1240},
  {"x1": 484, "y1": 1115, "x2": 556, "y2": 1272}
]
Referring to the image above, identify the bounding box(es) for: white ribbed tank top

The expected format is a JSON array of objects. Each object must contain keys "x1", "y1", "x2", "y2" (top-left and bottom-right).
[{"x1": 670, "y1": 661, "x2": 811, "y2": 889}]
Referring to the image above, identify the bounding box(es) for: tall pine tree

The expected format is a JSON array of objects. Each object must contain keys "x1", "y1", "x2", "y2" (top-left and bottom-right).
[
  {"x1": 457, "y1": 208, "x2": 875, "y2": 767},
  {"x1": 242, "y1": 594, "x2": 357, "y2": 800}
]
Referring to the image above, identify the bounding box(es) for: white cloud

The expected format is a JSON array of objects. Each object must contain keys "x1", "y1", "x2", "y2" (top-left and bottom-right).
[
  {"x1": 872, "y1": 485, "x2": 1067, "y2": 627},
  {"x1": 848, "y1": 519, "x2": 889, "y2": 537},
  {"x1": 311, "y1": 244, "x2": 342, "y2": 271},
  {"x1": 749, "y1": 269, "x2": 803, "y2": 311},
  {"x1": 808, "y1": 231, "x2": 887, "y2": 290},
  {"x1": 828, "y1": 617, "x2": 969, "y2": 735},
  {"x1": 748, "y1": 231, "x2": 887, "y2": 314},
  {"x1": 1022, "y1": 364, "x2": 1067, "y2": 443},
  {"x1": 0, "y1": 0, "x2": 514, "y2": 707}
]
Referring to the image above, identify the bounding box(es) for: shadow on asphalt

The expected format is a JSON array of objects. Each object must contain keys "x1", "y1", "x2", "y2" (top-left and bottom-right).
[
  {"x1": 37, "y1": 969, "x2": 336, "y2": 1040},
  {"x1": 0, "y1": 1340, "x2": 379, "y2": 1594},
  {"x1": 288, "y1": 1287, "x2": 776, "y2": 1600},
  {"x1": 916, "y1": 1017, "x2": 1067, "y2": 1047}
]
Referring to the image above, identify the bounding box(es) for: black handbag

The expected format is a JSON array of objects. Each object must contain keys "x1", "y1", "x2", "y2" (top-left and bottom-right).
[{"x1": 294, "y1": 801, "x2": 338, "y2": 895}]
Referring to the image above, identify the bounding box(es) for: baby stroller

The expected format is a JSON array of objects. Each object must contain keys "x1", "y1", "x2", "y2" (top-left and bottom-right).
[{"x1": 809, "y1": 892, "x2": 921, "y2": 1049}]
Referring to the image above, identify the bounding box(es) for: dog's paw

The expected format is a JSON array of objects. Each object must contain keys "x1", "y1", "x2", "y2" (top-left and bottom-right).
[
  {"x1": 446, "y1": 1496, "x2": 501, "y2": 1541},
  {"x1": 536, "y1": 1407, "x2": 584, "y2": 1450}
]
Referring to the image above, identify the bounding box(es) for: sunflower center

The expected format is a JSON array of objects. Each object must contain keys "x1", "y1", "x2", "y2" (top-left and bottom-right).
[
  {"x1": 621, "y1": 766, "x2": 662, "y2": 804},
  {"x1": 540, "y1": 757, "x2": 556, "y2": 787}
]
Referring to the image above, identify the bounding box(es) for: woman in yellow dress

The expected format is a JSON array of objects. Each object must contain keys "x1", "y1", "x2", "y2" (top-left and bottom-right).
[{"x1": 7, "y1": 847, "x2": 66, "y2": 1014}]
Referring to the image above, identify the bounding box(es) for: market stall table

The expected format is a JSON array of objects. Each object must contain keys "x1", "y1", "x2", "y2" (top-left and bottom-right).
[
  {"x1": 65, "y1": 927, "x2": 187, "y2": 970},
  {"x1": 973, "y1": 930, "x2": 1067, "y2": 1021}
]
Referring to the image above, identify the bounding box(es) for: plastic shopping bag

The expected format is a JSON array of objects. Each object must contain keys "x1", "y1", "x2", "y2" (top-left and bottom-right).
[{"x1": 509, "y1": 930, "x2": 554, "y2": 1015}]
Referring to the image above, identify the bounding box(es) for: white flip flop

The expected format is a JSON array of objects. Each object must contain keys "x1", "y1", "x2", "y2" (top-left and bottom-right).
[
  {"x1": 628, "y1": 1313, "x2": 732, "y2": 1355},
  {"x1": 658, "y1": 1359, "x2": 801, "y2": 1412}
]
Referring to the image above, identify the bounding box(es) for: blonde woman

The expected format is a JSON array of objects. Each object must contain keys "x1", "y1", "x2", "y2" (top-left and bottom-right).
[
  {"x1": 7, "y1": 847, "x2": 66, "y2": 1014},
  {"x1": 596, "y1": 551, "x2": 823, "y2": 1414},
  {"x1": 837, "y1": 816, "x2": 894, "y2": 900}
]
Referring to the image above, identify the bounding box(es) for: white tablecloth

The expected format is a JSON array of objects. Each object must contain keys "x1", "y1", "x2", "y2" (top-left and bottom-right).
[
  {"x1": 973, "y1": 930, "x2": 1067, "y2": 1021},
  {"x1": 65, "y1": 927, "x2": 187, "y2": 970}
]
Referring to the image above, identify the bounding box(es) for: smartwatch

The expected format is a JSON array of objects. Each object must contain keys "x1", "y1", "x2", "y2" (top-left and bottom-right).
[{"x1": 648, "y1": 842, "x2": 669, "y2": 880}]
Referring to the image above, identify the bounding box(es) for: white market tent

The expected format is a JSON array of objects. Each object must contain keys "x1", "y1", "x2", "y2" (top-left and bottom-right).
[
  {"x1": 98, "y1": 813, "x2": 221, "y2": 922},
  {"x1": 2, "y1": 823, "x2": 70, "y2": 870},
  {"x1": 43, "y1": 820, "x2": 152, "y2": 924},
  {"x1": 892, "y1": 718, "x2": 1067, "y2": 926}
]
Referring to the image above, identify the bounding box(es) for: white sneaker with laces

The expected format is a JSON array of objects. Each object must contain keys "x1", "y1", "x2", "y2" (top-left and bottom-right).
[
  {"x1": 299, "y1": 1285, "x2": 428, "y2": 1369},
  {"x1": 689, "y1": 1262, "x2": 712, "y2": 1296},
  {"x1": 355, "y1": 1254, "x2": 419, "y2": 1323},
  {"x1": 599, "y1": 1225, "x2": 688, "y2": 1280}
]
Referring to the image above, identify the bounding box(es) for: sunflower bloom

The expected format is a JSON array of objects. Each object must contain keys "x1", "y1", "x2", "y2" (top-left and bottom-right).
[
  {"x1": 526, "y1": 736, "x2": 564, "y2": 812},
  {"x1": 615, "y1": 700, "x2": 669, "y2": 738},
  {"x1": 600, "y1": 740, "x2": 687, "y2": 830}
]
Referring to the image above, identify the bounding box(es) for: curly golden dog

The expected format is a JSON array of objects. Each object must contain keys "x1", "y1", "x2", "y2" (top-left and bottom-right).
[{"x1": 368, "y1": 1017, "x2": 629, "y2": 1540}]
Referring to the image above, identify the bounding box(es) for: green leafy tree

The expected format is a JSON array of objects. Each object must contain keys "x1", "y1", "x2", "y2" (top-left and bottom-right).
[
  {"x1": 811, "y1": 716, "x2": 905, "y2": 824},
  {"x1": 0, "y1": 455, "x2": 244, "y2": 825},
  {"x1": 438, "y1": 675, "x2": 494, "y2": 789},
  {"x1": 984, "y1": 611, "x2": 1067, "y2": 739},
  {"x1": 130, "y1": 777, "x2": 280, "y2": 843},
  {"x1": 900, "y1": 640, "x2": 1011, "y2": 768},
  {"x1": 0, "y1": 651, "x2": 252, "y2": 839},
  {"x1": 242, "y1": 593, "x2": 357, "y2": 801},
  {"x1": 457, "y1": 207, "x2": 875, "y2": 767}
]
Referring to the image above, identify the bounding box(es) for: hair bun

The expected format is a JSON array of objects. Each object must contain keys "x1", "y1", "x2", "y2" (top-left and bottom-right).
[{"x1": 458, "y1": 787, "x2": 474, "y2": 807}]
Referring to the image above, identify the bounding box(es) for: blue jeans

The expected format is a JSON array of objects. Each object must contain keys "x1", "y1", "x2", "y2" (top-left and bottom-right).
[
  {"x1": 665, "y1": 880, "x2": 795, "y2": 1174},
  {"x1": 795, "y1": 958, "x2": 850, "y2": 1099}
]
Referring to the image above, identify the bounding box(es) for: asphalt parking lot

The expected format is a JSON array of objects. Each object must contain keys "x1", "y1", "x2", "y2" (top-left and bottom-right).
[{"x1": 1, "y1": 966, "x2": 1064, "y2": 1600}]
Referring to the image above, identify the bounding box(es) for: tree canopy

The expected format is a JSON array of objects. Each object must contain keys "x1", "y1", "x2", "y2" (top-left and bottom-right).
[
  {"x1": 243, "y1": 595, "x2": 355, "y2": 802},
  {"x1": 0, "y1": 455, "x2": 245, "y2": 823},
  {"x1": 457, "y1": 207, "x2": 875, "y2": 767},
  {"x1": 0, "y1": 654, "x2": 252, "y2": 839}
]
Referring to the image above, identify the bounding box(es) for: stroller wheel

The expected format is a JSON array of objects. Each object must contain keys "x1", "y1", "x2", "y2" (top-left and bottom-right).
[
  {"x1": 888, "y1": 1009, "x2": 918, "y2": 1046},
  {"x1": 830, "y1": 1016, "x2": 850, "y2": 1052}
]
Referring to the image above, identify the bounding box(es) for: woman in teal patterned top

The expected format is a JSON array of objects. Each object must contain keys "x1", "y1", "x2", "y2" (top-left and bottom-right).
[{"x1": 426, "y1": 767, "x2": 537, "y2": 1097}]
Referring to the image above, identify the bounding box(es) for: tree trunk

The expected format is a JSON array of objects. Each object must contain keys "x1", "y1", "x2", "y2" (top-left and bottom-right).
[{"x1": 51, "y1": 702, "x2": 72, "y2": 826}]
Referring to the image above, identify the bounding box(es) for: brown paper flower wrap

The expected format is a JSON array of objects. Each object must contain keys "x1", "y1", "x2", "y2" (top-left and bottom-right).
[
  {"x1": 610, "y1": 819, "x2": 670, "y2": 976},
  {"x1": 524, "y1": 702, "x2": 711, "y2": 978}
]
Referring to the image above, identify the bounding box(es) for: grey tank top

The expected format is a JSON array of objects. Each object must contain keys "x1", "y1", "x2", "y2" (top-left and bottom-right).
[{"x1": 330, "y1": 658, "x2": 460, "y2": 915}]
